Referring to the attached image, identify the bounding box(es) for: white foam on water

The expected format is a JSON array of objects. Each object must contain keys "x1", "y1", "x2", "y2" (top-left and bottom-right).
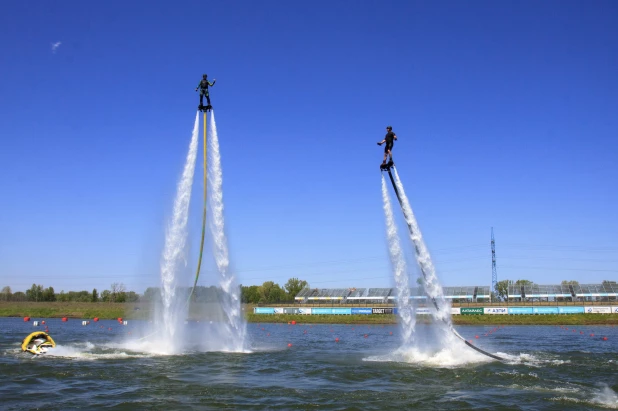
[
  {"x1": 550, "y1": 385, "x2": 618, "y2": 409},
  {"x1": 45, "y1": 344, "x2": 151, "y2": 360}
]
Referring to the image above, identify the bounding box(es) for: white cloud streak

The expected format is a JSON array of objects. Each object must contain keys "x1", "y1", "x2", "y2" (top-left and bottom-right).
[{"x1": 51, "y1": 41, "x2": 62, "y2": 53}]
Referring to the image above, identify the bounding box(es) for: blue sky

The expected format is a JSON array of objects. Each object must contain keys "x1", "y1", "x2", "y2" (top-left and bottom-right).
[{"x1": 1, "y1": 0, "x2": 617, "y2": 293}]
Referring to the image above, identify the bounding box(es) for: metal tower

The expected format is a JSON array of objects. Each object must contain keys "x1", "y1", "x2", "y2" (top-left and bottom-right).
[{"x1": 491, "y1": 227, "x2": 498, "y2": 298}]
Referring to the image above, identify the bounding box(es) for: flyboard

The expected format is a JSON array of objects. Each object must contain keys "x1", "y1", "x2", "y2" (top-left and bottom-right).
[{"x1": 381, "y1": 162, "x2": 504, "y2": 362}]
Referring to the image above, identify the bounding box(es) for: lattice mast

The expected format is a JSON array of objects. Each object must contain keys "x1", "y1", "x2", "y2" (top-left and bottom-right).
[{"x1": 491, "y1": 227, "x2": 498, "y2": 299}]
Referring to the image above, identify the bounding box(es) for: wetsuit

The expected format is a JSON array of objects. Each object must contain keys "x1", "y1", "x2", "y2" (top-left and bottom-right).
[
  {"x1": 197, "y1": 79, "x2": 215, "y2": 106},
  {"x1": 384, "y1": 131, "x2": 395, "y2": 153}
]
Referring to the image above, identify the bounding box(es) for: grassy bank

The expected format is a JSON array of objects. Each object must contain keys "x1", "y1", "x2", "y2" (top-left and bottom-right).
[
  {"x1": 0, "y1": 302, "x2": 152, "y2": 320},
  {"x1": 3, "y1": 302, "x2": 617, "y2": 325}
]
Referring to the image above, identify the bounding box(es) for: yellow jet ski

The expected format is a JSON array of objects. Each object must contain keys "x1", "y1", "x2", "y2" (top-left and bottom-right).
[{"x1": 21, "y1": 331, "x2": 56, "y2": 355}]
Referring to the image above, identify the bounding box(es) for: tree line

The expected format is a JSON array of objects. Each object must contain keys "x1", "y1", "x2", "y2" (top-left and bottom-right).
[
  {"x1": 0, "y1": 283, "x2": 138, "y2": 303},
  {"x1": 0, "y1": 277, "x2": 310, "y2": 304}
]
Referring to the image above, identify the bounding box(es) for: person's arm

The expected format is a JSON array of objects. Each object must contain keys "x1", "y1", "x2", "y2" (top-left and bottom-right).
[
  {"x1": 377, "y1": 139, "x2": 385, "y2": 145},
  {"x1": 393, "y1": 134, "x2": 397, "y2": 140},
  {"x1": 196, "y1": 81, "x2": 200, "y2": 91},
  {"x1": 209, "y1": 79, "x2": 216, "y2": 86}
]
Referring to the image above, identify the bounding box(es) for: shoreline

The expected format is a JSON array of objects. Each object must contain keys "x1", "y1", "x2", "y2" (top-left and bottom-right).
[{"x1": 2, "y1": 302, "x2": 617, "y2": 325}]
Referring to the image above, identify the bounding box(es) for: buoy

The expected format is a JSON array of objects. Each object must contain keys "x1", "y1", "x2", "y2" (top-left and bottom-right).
[
  {"x1": 291, "y1": 320, "x2": 296, "y2": 325},
  {"x1": 364, "y1": 334, "x2": 368, "y2": 338},
  {"x1": 580, "y1": 331, "x2": 584, "y2": 334},
  {"x1": 62, "y1": 317, "x2": 68, "y2": 322},
  {"x1": 23, "y1": 317, "x2": 30, "y2": 322},
  {"x1": 603, "y1": 337, "x2": 608, "y2": 341},
  {"x1": 41, "y1": 321, "x2": 45, "y2": 325},
  {"x1": 590, "y1": 333, "x2": 595, "y2": 337},
  {"x1": 335, "y1": 338, "x2": 339, "y2": 342},
  {"x1": 267, "y1": 333, "x2": 270, "y2": 336},
  {"x1": 475, "y1": 335, "x2": 479, "y2": 339},
  {"x1": 389, "y1": 332, "x2": 393, "y2": 335},
  {"x1": 287, "y1": 343, "x2": 292, "y2": 347},
  {"x1": 93, "y1": 317, "x2": 99, "y2": 322},
  {"x1": 108, "y1": 327, "x2": 112, "y2": 331},
  {"x1": 117, "y1": 317, "x2": 122, "y2": 322}
]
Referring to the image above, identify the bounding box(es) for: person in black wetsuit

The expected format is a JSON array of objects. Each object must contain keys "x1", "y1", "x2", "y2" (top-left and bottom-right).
[
  {"x1": 195, "y1": 74, "x2": 216, "y2": 108},
  {"x1": 377, "y1": 126, "x2": 397, "y2": 166}
]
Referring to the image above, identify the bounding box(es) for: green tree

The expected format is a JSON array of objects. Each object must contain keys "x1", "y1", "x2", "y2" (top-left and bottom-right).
[
  {"x1": 57, "y1": 291, "x2": 69, "y2": 302},
  {"x1": 514, "y1": 279, "x2": 533, "y2": 286},
  {"x1": 0, "y1": 286, "x2": 12, "y2": 301},
  {"x1": 240, "y1": 285, "x2": 260, "y2": 303},
  {"x1": 101, "y1": 290, "x2": 111, "y2": 302},
  {"x1": 92, "y1": 288, "x2": 99, "y2": 302},
  {"x1": 495, "y1": 280, "x2": 512, "y2": 300},
  {"x1": 284, "y1": 278, "x2": 309, "y2": 300},
  {"x1": 42, "y1": 286, "x2": 56, "y2": 302},
  {"x1": 561, "y1": 280, "x2": 579, "y2": 285},
  {"x1": 258, "y1": 281, "x2": 286, "y2": 303},
  {"x1": 12, "y1": 291, "x2": 26, "y2": 301},
  {"x1": 26, "y1": 284, "x2": 44, "y2": 302}
]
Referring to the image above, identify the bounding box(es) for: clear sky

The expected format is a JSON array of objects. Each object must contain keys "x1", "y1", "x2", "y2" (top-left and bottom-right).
[{"x1": 1, "y1": 0, "x2": 617, "y2": 294}]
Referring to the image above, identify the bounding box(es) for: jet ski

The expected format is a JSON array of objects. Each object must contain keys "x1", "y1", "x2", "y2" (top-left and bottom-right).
[{"x1": 21, "y1": 331, "x2": 56, "y2": 355}]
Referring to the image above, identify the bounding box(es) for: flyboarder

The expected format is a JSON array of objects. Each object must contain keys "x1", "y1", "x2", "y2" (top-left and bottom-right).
[
  {"x1": 377, "y1": 126, "x2": 397, "y2": 170},
  {"x1": 196, "y1": 74, "x2": 216, "y2": 111}
]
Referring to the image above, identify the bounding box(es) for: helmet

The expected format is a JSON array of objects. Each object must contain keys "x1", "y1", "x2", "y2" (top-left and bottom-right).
[
  {"x1": 386, "y1": 125, "x2": 392, "y2": 130},
  {"x1": 203, "y1": 74, "x2": 207, "y2": 78}
]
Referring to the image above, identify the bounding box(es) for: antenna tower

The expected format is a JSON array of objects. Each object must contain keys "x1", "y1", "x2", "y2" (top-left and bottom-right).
[{"x1": 491, "y1": 227, "x2": 498, "y2": 298}]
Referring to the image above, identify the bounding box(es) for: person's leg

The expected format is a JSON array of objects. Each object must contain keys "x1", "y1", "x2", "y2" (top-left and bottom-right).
[
  {"x1": 206, "y1": 93, "x2": 211, "y2": 106},
  {"x1": 199, "y1": 90, "x2": 204, "y2": 106}
]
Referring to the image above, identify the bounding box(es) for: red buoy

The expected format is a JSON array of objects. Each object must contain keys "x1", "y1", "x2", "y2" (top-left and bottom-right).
[
  {"x1": 93, "y1": 317, "x2": 99, "y2": 322},
  {"x1": 117, "y1": 317, "x2": 123, "y2": 322},
  {"x1": 475, "y1": 335, "x2": 479, "y2": 339},
  {"x1": 62, "y1": 317, "x2": 68, "y2": 322},
  {"x1": 291, "y1": 320, "x2": 296, "y2": 325},
  {"x1": 287, "y1": 343, "x2": 292, "y2": 347},
  {"x1": 335, "y1": 338, "x2": 339, "y2": 342},
  {"x1": 41, "y1": 321, "x2": 46, "y2": 325},
  {"x1": 23, "y1": 317, "x2": 30, "y2": 322},
  {"x1": 603, "y1": 337, "x2": 608, "y2": 341}
]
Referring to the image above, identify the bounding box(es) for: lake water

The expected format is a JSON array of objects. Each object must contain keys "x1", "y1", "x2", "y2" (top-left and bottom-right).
[{"x1": 1, "y1": 317, "x2": 617, "y2": 410}]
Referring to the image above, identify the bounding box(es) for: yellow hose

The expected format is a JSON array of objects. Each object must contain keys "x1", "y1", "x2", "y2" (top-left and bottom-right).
[{"x1": 188, "y1": 110, "x2": 208, "y2": 303}]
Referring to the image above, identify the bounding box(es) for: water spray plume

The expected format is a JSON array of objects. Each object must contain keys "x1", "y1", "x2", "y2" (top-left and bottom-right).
[
  {"x1": 381, "y1": 176, "x2": 415, "y2": 345},
  {"x1": 158, "y1": 112, "x2": 200, "y2": 351},
  {"x1": 392, "y1": 169, "x2": 450, "y2": 323},
  {"x1": 208, "y1": 112, "x2": 247, "y2": 352}
]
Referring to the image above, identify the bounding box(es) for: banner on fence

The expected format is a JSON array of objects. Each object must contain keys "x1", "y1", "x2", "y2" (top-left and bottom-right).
[
  {"x1": 351, "y1": 308, "x2": 372, "y2": 315},
  {"x1": 558, "y1": 306, "x2": 585, "y2": 314},
  {"x1": 312, "y1": 308, "x2": 334, "y2": 315},
  {"x1": 372, "y1": 308, "x2": 394, "y2": 314},
  {"x1": 451, "y1": 307, "x2": 461, "y2": 315},
  {"x1": 332, "y1": 308, "x2": 352, "y2": 315},
  {"x1": 508, "y1": 307, "x2": 533, "y2": 315},
  {"x1": 460, "y1": 307, "x2": 484, "y2": 315},
  {"x1": 298, "y1": 308, "x2": 312, "y2": 315},
  {"x1": 484, "y1": 307, "x2": 508, "y2": 315},
  {"x1": 532, "y1": 307, "x2": 559, "y2": 314},
  {"x1": 254, "y1": 307, "x2": 275, "y2": 314},
  {"x1": 585, "y1": 306, "x2": 611, "y2": 314}
]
